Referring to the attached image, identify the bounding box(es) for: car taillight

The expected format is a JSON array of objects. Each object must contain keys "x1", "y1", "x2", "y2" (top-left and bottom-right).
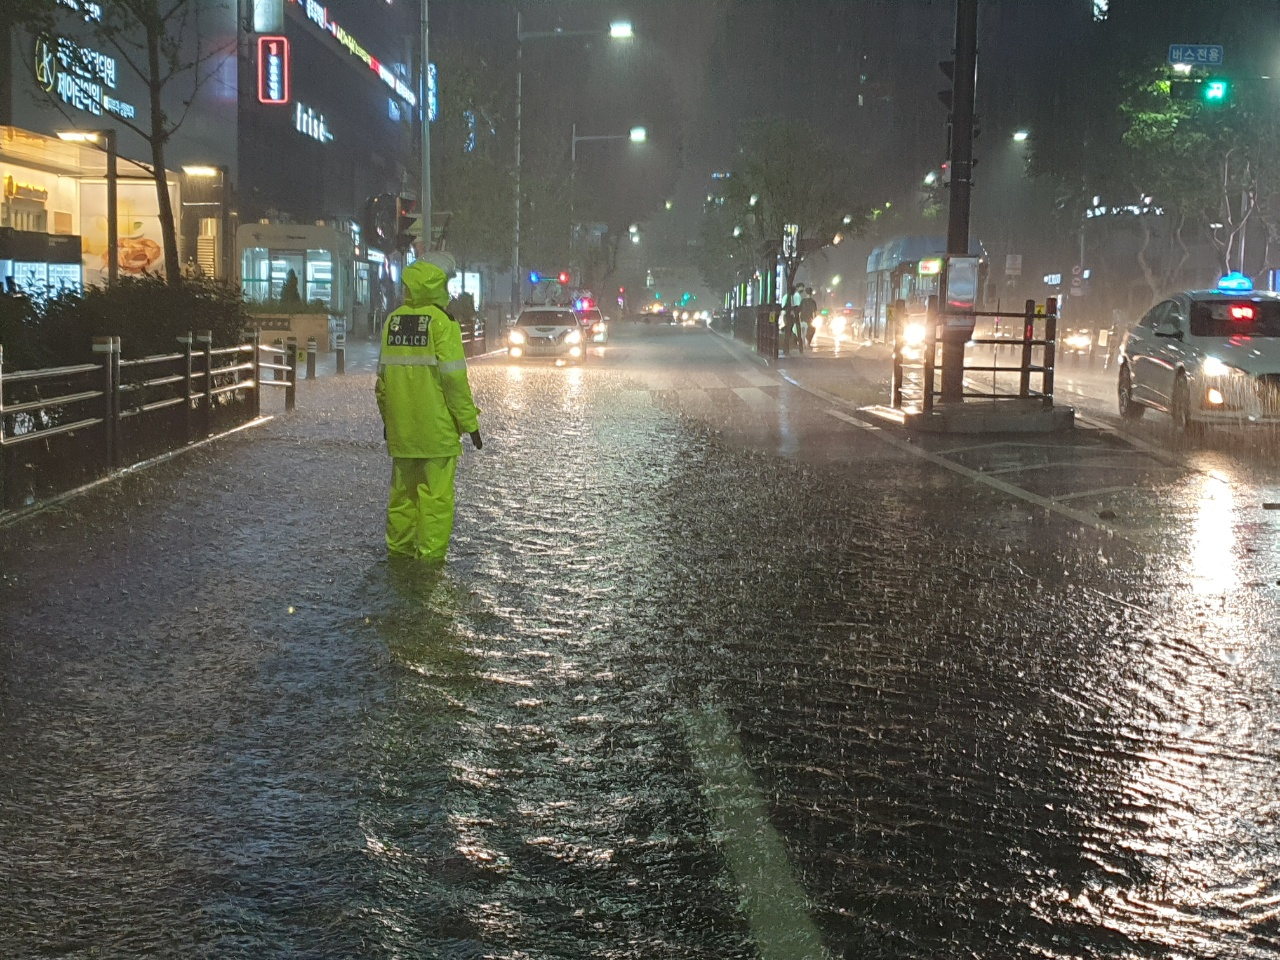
[{"x1": 1230, "y1": 304, "x2": 1255, "y2": 320}]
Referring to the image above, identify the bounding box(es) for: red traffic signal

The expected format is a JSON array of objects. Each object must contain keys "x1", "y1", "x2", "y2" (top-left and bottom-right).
[
  {"x1": 619, "y1": 286, "x2": 625, "y2": 294},
  {"x1": 558, "y1": 271, "x2": 571, "y2": 285}
]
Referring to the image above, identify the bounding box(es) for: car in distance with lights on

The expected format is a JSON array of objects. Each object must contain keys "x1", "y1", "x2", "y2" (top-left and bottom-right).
[
  {"x1": 1117, "y1": 273, "x2": 1280, "y2": 433},
  {"x1": 507, "y1": 306, "x2": 586, "y2": 362},
  {"x1": 573, "y1": 296, "x2": 608, "y2": 344}
]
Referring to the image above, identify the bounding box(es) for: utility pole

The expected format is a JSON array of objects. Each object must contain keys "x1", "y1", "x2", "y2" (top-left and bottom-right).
[
  {"x1": 940, "y1": 0, "x2": 978, "y2": 403},
  {"x1": 511, "y1": 10, "x2": 523, "y2": 317},
  {"x1": 420, "y1": 0, "x2": 432, "y2": 249}
]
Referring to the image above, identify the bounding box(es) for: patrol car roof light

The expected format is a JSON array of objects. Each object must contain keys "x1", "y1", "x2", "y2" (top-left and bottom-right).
[{"x1": 1218, "y1": 271, "x2": 1254, "y2": 292}]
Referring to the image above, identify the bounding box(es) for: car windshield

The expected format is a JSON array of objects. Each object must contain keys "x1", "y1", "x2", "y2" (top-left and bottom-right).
[
  {"x1": 579, "y1": 310, "x2": 603, "y2": 323},
  {"x1": 1190, "y1": 300, "x2": 1280, "y2": 338},
  {"x1": 519, "y1": 311, "x2": 575, "y2": 326}
]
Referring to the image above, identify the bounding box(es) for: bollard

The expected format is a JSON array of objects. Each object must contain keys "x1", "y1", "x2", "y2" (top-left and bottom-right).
[
  {"x1": 247, "y1": 329, "x2": 262, "y2": 420},
  {"x1": 178, "y1": 333, "x2": 194, "y2": 444},
  {"x1": 306, "y1": 336, "x2": 317, "y2": 380},
  {"x1": 272, "y1": 338, "x2": 285, "y2": 382},
  {"x1": 335, "y1": 333, "x2": 346, "y2": 375},
  {"x1": 91, "y1": 336, "x2": 117, "y2": 469},
  {"x1": 285, "y1": 337, "x2": 298, "y2": 412},
  {"x1": 197, "y1": 330, "x2": 213, "y2": 438}
]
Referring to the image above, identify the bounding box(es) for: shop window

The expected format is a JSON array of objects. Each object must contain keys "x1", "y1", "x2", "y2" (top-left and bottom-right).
[
  {"x1": 305, "y1": 249, "x2": 332, "y2": 305},
  {"x1": 240, "y1": 246, "x2": 271, "y2": 302}
]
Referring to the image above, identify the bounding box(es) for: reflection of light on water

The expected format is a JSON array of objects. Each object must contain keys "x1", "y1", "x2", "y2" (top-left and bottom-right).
[{"x1": 1190, "y1": 476, "x2": 1237, "y2": 595}]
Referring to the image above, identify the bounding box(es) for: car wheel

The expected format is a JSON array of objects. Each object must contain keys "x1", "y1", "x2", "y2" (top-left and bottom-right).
[
  {"x1": 1170, "y1": 374, "x2": 1204, "y2": 436},
  {"x1": 1117, "y1": 365, "x2": 1144, "y2": 420}
]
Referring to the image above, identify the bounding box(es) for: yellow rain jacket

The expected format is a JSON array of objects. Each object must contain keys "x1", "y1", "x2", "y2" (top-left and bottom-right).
[{"x1": 376, "y1": 261, "x2": 480, "y2": 457}]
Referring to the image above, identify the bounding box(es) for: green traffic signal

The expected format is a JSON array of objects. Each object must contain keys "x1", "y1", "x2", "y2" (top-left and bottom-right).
[{"x1": 1204, "y1": 79, "x2": 1229, "y2": 103}]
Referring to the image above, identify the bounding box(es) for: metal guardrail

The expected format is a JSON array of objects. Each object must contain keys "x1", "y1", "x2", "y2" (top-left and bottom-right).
[
  {"x1": 891, "y1": 297, "x2": 1059, "y2": 414},
  {"x1": 0, "y1": 329, "x2": 296, "y2": 512}
]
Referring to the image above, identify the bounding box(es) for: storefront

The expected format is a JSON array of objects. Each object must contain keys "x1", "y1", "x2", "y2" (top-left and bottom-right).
[{"x1": 237, "y1": 221, "x2": 356, "y2": 327}]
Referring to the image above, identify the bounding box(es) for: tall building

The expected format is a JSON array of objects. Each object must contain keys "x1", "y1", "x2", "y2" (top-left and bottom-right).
[{"x1": 2, "y1": 0, "x2": 421, "y2": 328}]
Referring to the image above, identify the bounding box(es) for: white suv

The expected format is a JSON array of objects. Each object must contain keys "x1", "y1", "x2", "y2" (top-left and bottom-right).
[{"x1": 1118, "y1": 279, "x2": 1280, "y2": 432}]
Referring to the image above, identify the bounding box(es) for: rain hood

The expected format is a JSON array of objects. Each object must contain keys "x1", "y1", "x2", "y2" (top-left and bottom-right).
[{"x1": 401, "y1": 260, "x2": 450, "y2": 310}]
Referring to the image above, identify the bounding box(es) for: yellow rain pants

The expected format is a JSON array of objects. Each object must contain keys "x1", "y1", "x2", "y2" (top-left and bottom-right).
[{"x1": 386, "y1": 456, "x2": 458, "y2": 561}]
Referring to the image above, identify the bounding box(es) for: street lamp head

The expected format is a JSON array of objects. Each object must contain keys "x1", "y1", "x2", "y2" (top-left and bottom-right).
[
  {"x1": 1012, "y1": 129, "x2": 1030, "y2": 142},
  {"x1": 610, "y1": 21, "x2": 634, "y2": 39},
  {"x1": 630, "y1": 126, "x2": 647, "y2": 143}
]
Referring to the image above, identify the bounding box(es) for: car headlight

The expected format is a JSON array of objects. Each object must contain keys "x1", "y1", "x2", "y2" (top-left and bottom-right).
[
  {"x1": 592, "y1": 322, "x2": 605, "y2": 334},
  {"x1": 1202, "y1": 356, "x2": 1243, "y2": 377},
  {"x1": 1064, "y1": 333, "x2": 1091, "y2": 350},
  {"x1": 566, "y1": 329, "x2": 583, "y2": 345},
  {"x1": 508, "y1": 329, "x2": 526, "y2": 345},
  {"x1": 832, "y1": 317, "x2": 847, "y2": 335},
  {"x1": 903, "y1": 321, "x2": 927, "y2": 347}
]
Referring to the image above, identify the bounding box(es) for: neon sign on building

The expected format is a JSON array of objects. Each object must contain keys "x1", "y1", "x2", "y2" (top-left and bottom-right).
[
  {"x1": 257, "y1": 36, "x2": 290, "y2": 104},
  {"x1": 293, "y1": 0, "x2": 417, "y2": 107}
]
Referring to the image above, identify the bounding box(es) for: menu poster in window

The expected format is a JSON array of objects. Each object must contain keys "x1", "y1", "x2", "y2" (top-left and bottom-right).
[{"x1": 79, "y1": 180, "x2": 178, "y2": 283}]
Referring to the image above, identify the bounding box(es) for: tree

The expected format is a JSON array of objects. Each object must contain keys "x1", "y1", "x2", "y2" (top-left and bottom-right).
[
  {"x1": 44, "y1": 0, "x2": 235, "y2": 285},
  {"x1": 432, "y1": 46, "x2": 514, "y2": 270},
  {"x1": 0, "y1": 0, "x2": 53, "y2": 125},
  {"x1": 703, "y1": 119, "x2": 871, "y2": 307}
]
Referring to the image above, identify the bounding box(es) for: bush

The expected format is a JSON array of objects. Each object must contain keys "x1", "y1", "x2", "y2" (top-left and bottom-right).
[{"x1": 1, "y1": 276, "x2": 251, "y2": 370}]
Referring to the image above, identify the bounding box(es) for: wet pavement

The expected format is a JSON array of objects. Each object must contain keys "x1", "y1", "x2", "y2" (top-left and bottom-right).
[{"x1": 3, "y1": 323, "x2": 1280, "y2": 958}]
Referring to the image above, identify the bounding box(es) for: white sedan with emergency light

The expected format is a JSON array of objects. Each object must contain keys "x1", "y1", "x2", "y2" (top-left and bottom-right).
[
  {"x1": 508, "y1": 307, "x2": 586, "y2": 362},
  {"x1": 1117, "y1": 275, "x2": 1280, "y2": 433}
]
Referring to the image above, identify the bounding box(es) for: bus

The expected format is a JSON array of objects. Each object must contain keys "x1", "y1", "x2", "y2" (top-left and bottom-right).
[{"x1": 863, "y1": 235, "x2": 987, "y2": 341}]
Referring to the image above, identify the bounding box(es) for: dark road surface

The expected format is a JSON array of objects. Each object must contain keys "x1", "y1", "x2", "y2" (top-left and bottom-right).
[{"x1": 3, "y1": 324, "x2": 1279, "y2": 958}]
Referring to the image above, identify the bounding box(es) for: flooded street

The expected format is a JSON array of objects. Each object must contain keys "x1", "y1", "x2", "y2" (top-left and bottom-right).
[{"x1": 3, "y1": 324, "x2": 1280, "y2": 958}]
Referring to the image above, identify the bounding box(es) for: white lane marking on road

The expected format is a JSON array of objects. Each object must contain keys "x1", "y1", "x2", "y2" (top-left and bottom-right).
[
  {"x1": 738, "y1": 369, "x2": 779, "y2": 388},
  {"x1": 733, "y1": 386, "x2": 775, "y2": 410},
  {"x1": 683, "y1": 704, "x2": 833, "y2": 960},
  {"x1": 822, "y1": 408, "x2": 1137, "y2": 541},
  {"x1": 1051, "y1": 485, "x2": 1144, "y2": 504}
]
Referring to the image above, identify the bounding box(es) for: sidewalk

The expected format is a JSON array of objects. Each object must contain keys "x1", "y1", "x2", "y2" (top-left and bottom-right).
[{"x1": 711, "y1": 324, "x2": 897, "y2": 409}]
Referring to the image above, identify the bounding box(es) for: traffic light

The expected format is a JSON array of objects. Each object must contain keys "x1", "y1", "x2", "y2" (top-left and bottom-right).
[
  {"x1": 937, "y1": 60, "x2": 954, "y2": 110},
  {"x1": 558, "y1": 271, "x2": 571, "y2": 285},
  {"x1": 395, "y1": 197, "x2": 421, "y2": 253},
  {"x1": 1204, "y1": 78, "x2": 1229, "y2": 104},
  {"x1": 529, "y1": 271, "x2": 542, "y2": 283}
]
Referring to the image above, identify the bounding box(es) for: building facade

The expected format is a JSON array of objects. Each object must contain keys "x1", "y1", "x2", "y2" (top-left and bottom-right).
[{"x1": 3, "y1": 0, "x2": 421, "y2": 327}]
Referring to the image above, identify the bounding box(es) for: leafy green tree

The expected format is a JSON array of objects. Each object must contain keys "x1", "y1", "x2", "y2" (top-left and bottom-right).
[{"x1": 702, "y1": 119, "x2": 870, "y2": 307}]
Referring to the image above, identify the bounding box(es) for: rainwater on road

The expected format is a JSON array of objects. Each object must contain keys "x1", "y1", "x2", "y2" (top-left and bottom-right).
[{"x1": 2, "y1": 324, "x2": 1279, "y2": 958}]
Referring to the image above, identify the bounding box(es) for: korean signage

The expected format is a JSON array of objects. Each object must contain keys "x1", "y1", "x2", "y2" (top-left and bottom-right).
[
  {"x1": 34, "y1": 33, "x2": 136, "y2": 120},
  {"x1": 1167, "y1": 44, "x2": 1224, "y2": 66},
  {"x1": 257, "y1": 36, "x2": 290, "y2": 104},
  {"x1": 293, "y1": 0, "x2": 417, "y2": 106}
]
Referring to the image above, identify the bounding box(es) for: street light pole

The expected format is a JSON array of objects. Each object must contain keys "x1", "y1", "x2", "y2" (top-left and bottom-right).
[
  {"x1": 104, "y1": 129, "x2": 118, "y2": 285},
  {"x1": 511, "y1": 9, "x2": 522, "y2": 315},
  {"x1": 420, "y1": 0, "x2": 432, "y2": 250},
  {"x1": 512, "y1": 17, "x2": 633, "y2": 316}
]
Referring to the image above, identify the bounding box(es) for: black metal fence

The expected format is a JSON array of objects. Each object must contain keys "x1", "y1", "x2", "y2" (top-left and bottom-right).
[
  {"x1": 1, "y1": 330, "x2": 295, "y2": 512},
  {"x1": 891, "y1": 297, "x2": 1059, "y2": 414}
]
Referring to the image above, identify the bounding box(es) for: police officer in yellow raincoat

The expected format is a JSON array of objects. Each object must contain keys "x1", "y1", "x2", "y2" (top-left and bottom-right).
[{"x1": 376, "y1": 260, "x2": 482, "y2": 561}]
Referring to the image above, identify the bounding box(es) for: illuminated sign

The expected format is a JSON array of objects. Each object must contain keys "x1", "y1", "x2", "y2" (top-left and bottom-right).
[
  {"x1": 918, "y1": 257, "x2": 943, "y2": 276},
  {"x1": 294, "y1": 103, "x2": 333, "y2": 142},
  {"x1": 292, "y1": 0, "x2": 417, "y2": 106},
  {"x1": 56, "y1": 0, "x2": 103, "y2": 22},
  {"x1": 4, "y1": 176, "x2": 50, "y2": 203},
  {"x1": 257, "y1": 36, "x2": 289, "y2": 104},
  {"x1": 34, "y1": 33, "x2": 136, "y2": 120}
]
